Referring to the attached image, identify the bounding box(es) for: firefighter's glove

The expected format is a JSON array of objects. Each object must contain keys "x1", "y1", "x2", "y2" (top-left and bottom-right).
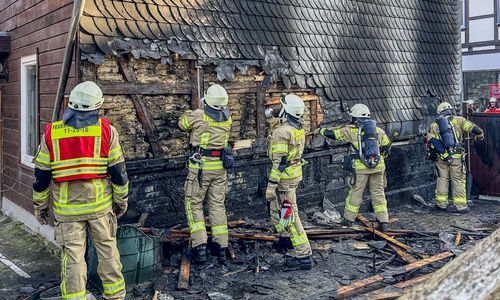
[
  {"x1": 34, "y1": 209, "x2": 49, "y2": 225},
  {"x1": 474, "y1": 133, "x2": 484, "y2": 141},
  {"x1": 279, "y1": 199, "x2": 294, "y2": 228},
  {"x1": 265, "y1": 183, "x2": 278, "y2": 202},
  {"x1": 312, "y1": 128, "x2": 321, "y2": 135},
  {"x1": 440, "y1": 152, "x2": 453, "y2": 164},
  {"x1": 114, "y1": 202, "x2": 128, "y2": 219}
]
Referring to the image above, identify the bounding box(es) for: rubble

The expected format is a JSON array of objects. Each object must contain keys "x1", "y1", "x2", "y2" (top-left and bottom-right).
[{"x1": 1, "y1": 198, "x2": 500, "y2": 300}]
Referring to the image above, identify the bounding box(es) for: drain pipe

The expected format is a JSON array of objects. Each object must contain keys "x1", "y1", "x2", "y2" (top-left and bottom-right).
[{"x1": 52, "y1": 0, "x2": 86, "y2": 122}]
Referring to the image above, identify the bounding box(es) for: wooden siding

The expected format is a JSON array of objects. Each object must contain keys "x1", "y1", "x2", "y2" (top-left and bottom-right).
[{"x1": 0, "y1": 0, "x2": 74, "y2": 211}]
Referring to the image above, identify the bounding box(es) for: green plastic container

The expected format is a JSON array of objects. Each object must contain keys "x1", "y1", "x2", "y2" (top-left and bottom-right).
[{"x1": 87, "y1": 225, "x2": 163, "y2": 287}]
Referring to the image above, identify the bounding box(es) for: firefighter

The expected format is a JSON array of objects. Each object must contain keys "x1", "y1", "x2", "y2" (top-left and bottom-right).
[
  {"x1": 314, "y1": 104, "x2": 391, "y2": 232},
  {"x1": 427, "y1": 102, "x2": 484, "y2": 212},
  {"x1": 265, "y1": 94, "x2": 313, "y2": 270},
  {"x1": 32, "y1": 81, "x2": 128, "y2": 300},
  {"x1": 485, "y1": 97, "x2": 500, "y2": 114},
  {"x1": 178, "y1": 84, "x2": 233, "y2": 264}
]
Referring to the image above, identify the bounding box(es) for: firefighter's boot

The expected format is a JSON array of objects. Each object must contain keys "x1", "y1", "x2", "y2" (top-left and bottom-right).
[
  {"x1": 377, "y1": 222, "x2": 388, "y2": 232},
  {"x1": 341, "y1": 218, "x2": 353, "y2": 227},
  {"x1": 213, "y1": 243, "x2": 227, "y2": 263},
  {"x1": 186, "y1": 244, "x2": 206, "y2": 264},
  {"x1": 285, "y1": 256, "x2": 312, "y2": 270}
]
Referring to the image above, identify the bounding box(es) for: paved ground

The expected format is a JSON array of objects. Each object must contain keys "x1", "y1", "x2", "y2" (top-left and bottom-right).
[{"x1": 1, "y1": 197, "x2": 500, "y2": 300}]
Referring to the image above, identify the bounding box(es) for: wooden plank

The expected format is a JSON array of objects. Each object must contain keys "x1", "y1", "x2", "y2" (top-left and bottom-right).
[
  {"x1": 359, "y1": 273, "x2": 433, "y2": 299},
  {"x1": 306, "y1": 252, "x2": 453, "y2": 300},
  {"x1": 265, "y1": 94, "x2": 319, "y2": 105},
  {"x1": 100, "y1": 81, "x2": 192, "y2": 95},
  {"x1": 189, "y1": 60, "x2": 201, "y2": 110},
  {"x1": 177, "y1": 253, "x2": 190, "y2": 290},
  {"x1": 357, "y1": 214, "x2": 412, "y2": 251},
  {"x1": 117, "y1": 55, "x2": 164, "y2": 158},
  {"x1": 310, "y1": 99, "x2": 318, "y2": 131},
  {"x1": 455, "y1": 231, "x2": 461, "y2": 246},
  {"x1": 387, "y1": 244, "x2": 417, "y2": 264},
  {"x1": 256, "y1": 81, "x2": 266, "y2": 138}
]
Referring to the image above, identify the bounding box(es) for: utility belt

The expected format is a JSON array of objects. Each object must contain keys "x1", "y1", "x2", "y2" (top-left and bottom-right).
[{"x1": 189, "y1": 146, "x2": 234, "y2": 169}]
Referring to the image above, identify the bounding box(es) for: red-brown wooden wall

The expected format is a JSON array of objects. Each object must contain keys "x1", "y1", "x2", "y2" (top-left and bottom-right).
[{"x1": 0, "y1": 0, "x2": 76, "y2": 212}]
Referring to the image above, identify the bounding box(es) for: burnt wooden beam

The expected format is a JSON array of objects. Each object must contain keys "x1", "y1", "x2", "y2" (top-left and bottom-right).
[
  {"x1": 189, "y1": 61, "x2": 202, "y2": 110},
  {"x1": 256, "y1": 81, "x2": 267, "y2": 138},
  {"x1": 100, "y1": 82, "x2": 192, "y2": 95},
  {"x1": 305, "y1": 251, "x2": 453, "y2": 300},
  {"x1": 357, "y1": 214, "x2": 414, "y2": 252},
  {"x1": 117, "y1": 55, "x2": 164, "y2": 158},
  {"x1": 177, "y1": 253, "x2": 190, "y2": 290},
  {"x1": 357, "y1": 273, "x2": 433, "y2": 300}
]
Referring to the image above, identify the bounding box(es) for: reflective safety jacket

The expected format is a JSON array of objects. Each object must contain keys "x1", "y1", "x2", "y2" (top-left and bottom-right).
[
  {"x1": 33, "y1": 118, "x2": 128, "y2": 222},
  {"x1": 268, "y1": 120, "x2": 305, "y2": 183},
  {"x1": 427, "y1": 116, "x2": 476, "y2": 161},
  {"x1": 320, "y1": 124, "x2": 390, "y2": 174},
  {"x1": 178, "y1": 108, "x2": 232, "y2": 171},
  {"x1": 45, "y1": 119, "x2": 110, "y2": 182}
]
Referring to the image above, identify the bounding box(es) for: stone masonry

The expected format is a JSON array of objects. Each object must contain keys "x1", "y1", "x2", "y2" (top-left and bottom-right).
[{"x1": 81, "y1": 56, "x2": 435, "y2": 228}]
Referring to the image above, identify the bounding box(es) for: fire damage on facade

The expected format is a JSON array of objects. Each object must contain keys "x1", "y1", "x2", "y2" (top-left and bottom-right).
[{"x1": 5, "y1": 0, "x2": 500, "y2": 299}]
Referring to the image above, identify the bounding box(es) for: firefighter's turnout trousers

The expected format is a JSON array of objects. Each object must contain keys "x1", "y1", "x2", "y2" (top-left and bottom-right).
[
  {"x1": 269, "y1": 177, "x2": 312, "y2": 258},
  {"x1": 435, "y1": 156, "x2": 467, "y2": 210},
  {"x1": 184, "y1": 165, "x2": 229, "y2": 248},
  {"x1": 55, "y1": 212, "x2": 125, "y2": 300},
  {"x1": 179, "y1": 108, "x2": 232, "y2": 249},
  {"x1": 344, "y1": 168, "x2": 389, "y2": 223},
  {"x1": 268, "y1": 120, "x2": 311, "y2": 259}
]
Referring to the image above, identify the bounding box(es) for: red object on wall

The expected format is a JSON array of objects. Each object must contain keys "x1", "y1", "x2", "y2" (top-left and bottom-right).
[{"x1": 489, "y1": 84, "x2": 500, "y2": 100}]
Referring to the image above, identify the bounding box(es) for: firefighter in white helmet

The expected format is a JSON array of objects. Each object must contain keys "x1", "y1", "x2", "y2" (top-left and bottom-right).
[
  {"x1": 427, "y1": 102, "x2": 484, "y2": 212},
  {"x1": 265, "y1": 94, "x2": 313, "y2": 270},
  {"x1": 485, "y1": 97, "x2": 500, "y2": 114},
  {"x1": 314, "y1": 104, "x2": 392, "y2": 232},
  {"x1": 33, "y1": 81, "x2": 128, "y2": 299},
  {"x1": 178, "y1": 84, "x2": 233, "y2": 264}
]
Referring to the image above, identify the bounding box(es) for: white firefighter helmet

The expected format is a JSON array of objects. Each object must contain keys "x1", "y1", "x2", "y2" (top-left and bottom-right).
[
  {"x1": 204, "y1": 84, "x2": 228, "y2": 110},
  {"x1": 281, "y1": 94, "x2": 305, "y2": 118},
  {"x1": 436, "y1": 102, "x2": 453, "y2": 115},
  {"x1": 68, "y1": 81, "x2": 104, "y2": 111},
  {"x1": 348, "y1": 104, "x2": 370, "y2": 118},
  {"x1": 490, "y1": 97, "x2": 498, "y2": 104}
]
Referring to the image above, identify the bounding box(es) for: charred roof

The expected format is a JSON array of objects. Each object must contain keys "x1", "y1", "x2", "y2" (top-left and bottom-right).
[{"x1": 80, "y1": 0, "x2": 461, "y2": 131}]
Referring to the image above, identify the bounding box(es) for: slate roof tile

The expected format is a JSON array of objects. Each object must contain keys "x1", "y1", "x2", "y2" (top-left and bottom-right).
[{"x1": 81, "y1": 0, "x2": 461, "y2": 125}]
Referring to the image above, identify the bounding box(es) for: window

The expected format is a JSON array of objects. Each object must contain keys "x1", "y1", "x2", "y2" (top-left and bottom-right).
[
  {"x1": 461, "y1": 0, "x2": 466, "y2": 30},
  {"x1": 20, "y1": 54, "x2": 38, "y2": 167}
]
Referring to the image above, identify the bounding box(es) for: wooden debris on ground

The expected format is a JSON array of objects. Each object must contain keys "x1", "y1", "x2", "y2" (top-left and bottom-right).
[{"x1": 177, "y1": 253, "x2": 190, "y2": 290}]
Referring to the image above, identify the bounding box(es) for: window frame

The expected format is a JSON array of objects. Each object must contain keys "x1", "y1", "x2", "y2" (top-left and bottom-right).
[
  {"x1": 461, "y1": 0, "x2": 467, "y2": 30},
  {"x1": 20, "y1": 54, "x2": 38, "y2": 168}
]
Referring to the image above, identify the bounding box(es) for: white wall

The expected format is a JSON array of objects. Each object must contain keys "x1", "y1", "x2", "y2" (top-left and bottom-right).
[
  {"x1": 469, "y1": 0, "x2": 494, "y2": 17},
  {"x1": 463, "y1": 52, "x2": 500, "y2": 71},
  {"x1": 1, "y1": 197, "x2": 56, "y2": 244},
  {"x1": 469, "y1": 18, "x2": 495, "y2": 43}
]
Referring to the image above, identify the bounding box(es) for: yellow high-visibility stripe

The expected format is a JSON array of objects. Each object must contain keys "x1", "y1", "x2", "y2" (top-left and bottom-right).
[
  {"x1": 35, "y1": 152, "x2": 51, "y2": 165},
  {"x1": 112, "y1": 184, "x2": 128, "y2": 195},
  {"x1": 181, "y1": 116, "x2": 191, "y2": 130},
  {"x1": 200, "y1": 133, "x2": 210, "y2": 149},
  {"x1": 51, "y1": 120, "x2": 101, "y2": 139},
  {"x1": 212, "y1": 225, "x2": 228, "y2": 235},
  {"x1": 354, "y1": 159, "x2": 385, "y2": 170},
  {"x1": 54, "y1": 195, "x2": 112, "y2": 215},
  {"x1": 108, "y1": 146, "x2": 123, "y2": 161},
  {"x1": 51, "y1": 158, "x2": 107, "y2": 168},
  {"x1": 94, "y1": 136, "x2": 101, "y2": 158},
  {"x1": 190, "y1": 222, "x2": 206, "y2": 233},
  {"x1": 333, "y1": 129, "x2": 343, "y2": 140},
  {"x1": 186, "y1": 197, "x2": 195, "y2": 225},
  {"x1": 52, "y1": 167, "x2": 108, "y2": 178},
  {"x1": 202, "y1": 114, "x2": 232, "y2": 127},
  {"x1": 373, "y1": 203, "x2": 387, "y2": 213},
  {"x1": 345, "y1": 189, "x2": 359, "y2": 213},
  {"x1": 59, "y1": 182, "x2": 69, "y2": 205},
  {"x1": 33, "y1": 188, "x2": 50, "y2": 201},
  {"x1": 103, "y1": 278, "x2": 125, "y2": 294}
]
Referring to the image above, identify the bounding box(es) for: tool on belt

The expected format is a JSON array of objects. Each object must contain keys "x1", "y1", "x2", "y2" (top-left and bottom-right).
[{"x1": 189, "y1": 151, "x2": 204, "y2": 187}]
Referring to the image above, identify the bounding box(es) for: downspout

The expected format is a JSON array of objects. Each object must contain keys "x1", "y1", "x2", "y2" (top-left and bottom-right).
[{"x1": 52, "y1": 0, "x2": 86, "y2": 122}]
